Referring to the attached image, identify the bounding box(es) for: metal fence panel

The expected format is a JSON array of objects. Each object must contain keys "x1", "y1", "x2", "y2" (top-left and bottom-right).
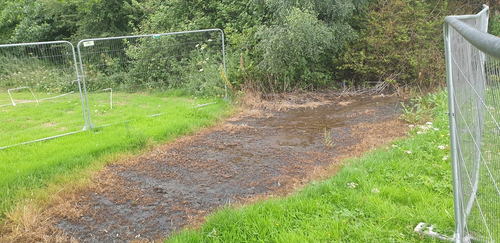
[
  {"x1": 0, "y1": 41, "x2": 86, "y2": 149},
  {"x1": 444, "y1": 5, "x2": 500, "y2": 242},
  {"x1": 76, "y1": 29, "x2": 226, "y2": 128}
]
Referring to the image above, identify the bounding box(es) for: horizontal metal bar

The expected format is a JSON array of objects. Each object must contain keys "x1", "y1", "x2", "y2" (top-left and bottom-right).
[
  {"x1": 77, "y1": 29, "x2": 224, "y2": 46},
  {"x1": 444, "y1": 5, "x2": 500, "y2": 60},
  {"x1": 0, "y1": 40, "x2": 73, "y2": 48},
  {"x1": 446, "y1": 5, "x2": 489, "y2": 20},
  {"x1": 0, "y1": 130, "x2": 86, "y2": 150}
]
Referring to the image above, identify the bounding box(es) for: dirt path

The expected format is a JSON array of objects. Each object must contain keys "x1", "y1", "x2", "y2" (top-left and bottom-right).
[{"x1": 2, "y1": 94, "x2": 410, "y2": 242}]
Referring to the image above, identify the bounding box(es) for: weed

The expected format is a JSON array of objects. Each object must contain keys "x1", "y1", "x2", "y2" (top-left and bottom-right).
[
  {"x1": 323, "y1": 127, "x2": 334, "y2": 148},
  {"x1": 399, "y1": 102, "x2": 423, "y2": 124},
  {"x1": 399, "y1": 91, "x2": 447, "y2": 124}
]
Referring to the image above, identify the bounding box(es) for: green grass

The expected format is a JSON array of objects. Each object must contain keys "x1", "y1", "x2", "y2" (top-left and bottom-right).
[
  {"x1": 165, "y1": 92, "x2": 456, "y2": 242},
  {"x1": 0, "y1": 91, "x2": 86, "y2": 147},
  {"x1": 0, "y1": 90, "x2": 216, "y2": 148},
  {"x1": 0, "y1": 92, "x2": 234, "y2": 221}
]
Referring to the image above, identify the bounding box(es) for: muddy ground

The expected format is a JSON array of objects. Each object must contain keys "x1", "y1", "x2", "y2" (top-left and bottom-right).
[{"x1": 2, "y1": 94, "x2": 411, "y2": 242}]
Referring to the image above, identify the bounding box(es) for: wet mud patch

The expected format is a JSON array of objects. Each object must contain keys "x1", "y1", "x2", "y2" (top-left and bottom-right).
[{"x1": 18, "y1": 95, "x2": 410, "y2": 242}]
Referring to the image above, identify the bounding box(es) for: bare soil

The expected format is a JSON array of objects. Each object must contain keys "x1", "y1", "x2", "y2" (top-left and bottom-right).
[{"x1": 1, "y1": 94, "x2": 410, "y2": 243}]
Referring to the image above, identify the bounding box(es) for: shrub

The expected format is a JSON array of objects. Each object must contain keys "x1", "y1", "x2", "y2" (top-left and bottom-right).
[
  {"x1": 254, "y1": 8, "x2": 356, "y2": 92},
  {"x1": 339, "y1": 0, "x2": 448, "y2": 90}
]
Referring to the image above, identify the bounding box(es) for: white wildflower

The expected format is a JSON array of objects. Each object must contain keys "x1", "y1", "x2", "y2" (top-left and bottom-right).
[
  {"x1": 438, "y1": 145, "x2": 446, "y2": 150},
  {"x1": 347, "y1": 182, "x2": 358, "y2": 189},
  {"x1": 405, "y1": 150, "x2": 412, "y2": 154},
  {"x1": 442, "y1": 155, "x2": 449, "y2": 160},
  {"x1": 371, "y1": 188, "x2": 380, "y2": 193}
]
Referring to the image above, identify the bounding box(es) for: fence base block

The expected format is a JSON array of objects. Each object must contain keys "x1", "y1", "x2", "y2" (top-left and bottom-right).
[{"x1": 414, "y1": 222, "x2": 455, "y2": 242}]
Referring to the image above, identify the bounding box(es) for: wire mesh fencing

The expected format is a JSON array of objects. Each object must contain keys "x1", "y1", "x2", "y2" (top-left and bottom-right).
[
  {"x1": 0, "y1": 41, "x2": 86, "y2": 149},
  {"x1": 76, "y1": 29, "x2": 226, "y2": 128},
  {"x1": 0, "y1": 29, "x2": 227, "y2": 149},
  {"x1": 444, "y1": 5, "x2": 500, "y2": 242}
]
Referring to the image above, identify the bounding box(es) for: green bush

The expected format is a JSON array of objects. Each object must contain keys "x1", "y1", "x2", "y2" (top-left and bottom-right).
[
  {"x1": 489, "y1": 13, "x2": 500, "y2": 36},
  {"x1": 339, "y1": 0, "x2": 448, "y2": 89},
  {"x1": 0, "y1": 54, "x2": 78, "y2": 93},
  {"x1": 124, "y1": 32, "x2": 227, "y2": 97},
  {"x1": 255, "y1": 8, "x2": 356, "y2": 91}
]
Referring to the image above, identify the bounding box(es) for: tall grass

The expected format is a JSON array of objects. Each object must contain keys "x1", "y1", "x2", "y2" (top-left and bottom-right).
[
  {"x1": 0, "y1": 95, "x2": 234, "y2": 221},
  {"x1": 166, "y1": 91, "x2": 455, "y2": 242}
]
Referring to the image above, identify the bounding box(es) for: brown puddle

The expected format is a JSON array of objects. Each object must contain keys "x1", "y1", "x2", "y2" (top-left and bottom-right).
[{"x1": 2, "y1": 95, "x2": 410, "y2": 243}]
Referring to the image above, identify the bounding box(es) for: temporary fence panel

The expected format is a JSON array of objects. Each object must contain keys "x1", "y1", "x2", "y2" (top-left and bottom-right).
[
  {"x1": 444, "y1": 5, "x2": 500, "y2": 242},
  {"x1": 77, "y1": 29, "x2": 226, "y2": 128},
  {"x1": 0, "y1": 41, "x2": 86, "y2": 149}
]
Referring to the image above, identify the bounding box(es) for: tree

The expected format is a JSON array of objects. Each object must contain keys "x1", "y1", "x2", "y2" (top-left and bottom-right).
[
  {"x1": 0, "y1": 0, "x2": 148, "y2": 44},
  {"x1": 0, "y1": 0, "x2": 37, "y2": 43}
]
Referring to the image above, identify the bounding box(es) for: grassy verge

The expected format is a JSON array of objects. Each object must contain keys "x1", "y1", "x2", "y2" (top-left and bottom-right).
[
  {"x1": 0, "y1": 94, "x2": 234, "y2": 222},
  {"x1": 166, "y1": 91, "x2": 455, "y2": 242},
  {"x1": 0, "y1": 90, "x2": 223, "y2": 147}
]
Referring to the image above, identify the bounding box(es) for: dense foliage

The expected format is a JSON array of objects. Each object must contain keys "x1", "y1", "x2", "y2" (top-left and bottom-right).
[
  {"x1": 131, "y1": 0, "x2": 369, "y2": 92},
  {"x1": 339, "y1": 0, "x2": 448, "y2": 89},
  {"x1": 0, "y1": 0, "x2": 492, "y2": 93},
  {"x1": 0, "y1": 0, "x2": 146, "y2": 43}
]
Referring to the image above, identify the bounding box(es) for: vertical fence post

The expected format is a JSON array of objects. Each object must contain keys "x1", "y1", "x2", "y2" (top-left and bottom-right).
[
  {"x1": 76, "y1": 40, "x2": 94, "y2": 130},
  {"x1": 217, "y1": 29, "x2": 228, "y2": 99},
  {"x1": 69, "y1": 41, "x2": 90, "y2": 131},
  {"x1": 444, "y1": 20, "x2": 465, "y2": 243}
]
